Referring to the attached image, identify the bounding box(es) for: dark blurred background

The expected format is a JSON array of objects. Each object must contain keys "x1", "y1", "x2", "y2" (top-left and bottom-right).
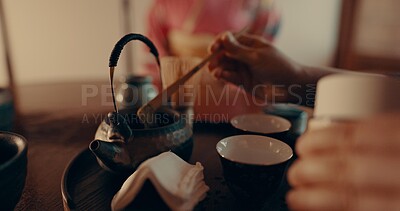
[{"x1": 0, "y1": 0, "x2": 399, "y2": 114}]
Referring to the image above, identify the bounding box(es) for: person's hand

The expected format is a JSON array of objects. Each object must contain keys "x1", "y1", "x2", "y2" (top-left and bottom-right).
[
  {"x1": 287, "y1": 114, "x2": 400, "y2": 211},
  {"x1": 208, "y1": 32, "x2": 302, "y2": 92}
]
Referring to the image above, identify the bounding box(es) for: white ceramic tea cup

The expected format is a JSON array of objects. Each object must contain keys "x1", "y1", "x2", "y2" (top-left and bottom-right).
[{"x1": 310, "y1": 73, "x2": 400, "y2": 129}]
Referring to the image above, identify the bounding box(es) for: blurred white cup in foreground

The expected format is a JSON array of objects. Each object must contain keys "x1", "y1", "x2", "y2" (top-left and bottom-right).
[{"x1": 309, "y1": 73, "x2": 400, "y2": 129}]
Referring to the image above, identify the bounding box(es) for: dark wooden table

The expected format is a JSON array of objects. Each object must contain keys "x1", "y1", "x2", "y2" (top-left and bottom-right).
[
  {"x1": 11, "y1": 82, "x2": 310, "y2": 210},
  {"x1": 14, "y1": 81, "x2": 112, "y2": 210},
  {"x1": 14, "y1": 110, "x2": 102, "y2": 210}
]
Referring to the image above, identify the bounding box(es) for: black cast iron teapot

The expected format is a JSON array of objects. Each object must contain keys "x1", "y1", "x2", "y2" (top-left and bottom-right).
[{"x1": 89, "y1": 34, "x2": 193, "y2": 174}]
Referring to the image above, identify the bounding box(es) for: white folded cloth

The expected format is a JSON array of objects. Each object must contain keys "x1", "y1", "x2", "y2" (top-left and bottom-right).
[{"x1": 111, "y1": 152, "x2": 209, "y2": 211}]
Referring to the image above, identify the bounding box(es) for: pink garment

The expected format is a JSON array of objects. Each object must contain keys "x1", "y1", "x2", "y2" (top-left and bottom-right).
[
  {"x1": 147, "y1": 0, "x2": 280, "y2": 56},
  {"x1": 145, "y1": 0, "x2": 281, "y2": 121}
]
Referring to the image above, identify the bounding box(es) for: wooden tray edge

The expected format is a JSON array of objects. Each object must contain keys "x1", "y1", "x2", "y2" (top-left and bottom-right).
[{"x1": 61, "y1": 149, "x2": 91, "y2": 211}]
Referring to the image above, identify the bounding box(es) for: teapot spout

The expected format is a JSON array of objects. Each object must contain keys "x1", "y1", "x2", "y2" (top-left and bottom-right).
[{"x1": 89, "y1": 140, "x2": 133, "y2": 173}]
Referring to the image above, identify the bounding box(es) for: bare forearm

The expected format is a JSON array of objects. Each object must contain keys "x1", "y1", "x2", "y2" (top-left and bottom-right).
[
  {"x1": 284, "y1": 65, "x2": 348, "y2": 107},
  {"x1": 297, "y1": 65, "x2": 346, "y2": 85}
]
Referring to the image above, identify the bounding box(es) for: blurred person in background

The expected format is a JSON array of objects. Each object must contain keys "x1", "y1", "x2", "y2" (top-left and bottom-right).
[
  {"x1": 147, "y1": 0, "x2": 280, "y2": 57},
  {"x1": 146, "y1": 0, "x2": 281, "y2": 121}
]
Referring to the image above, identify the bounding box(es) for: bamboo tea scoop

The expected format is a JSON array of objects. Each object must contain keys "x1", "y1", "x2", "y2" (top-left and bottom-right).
[{"x1": 137, "y1": 29, "x2": 248, "y2": 128}]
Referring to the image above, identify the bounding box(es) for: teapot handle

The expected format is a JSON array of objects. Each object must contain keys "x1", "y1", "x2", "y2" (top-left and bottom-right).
[{"x1": 109, "y1": 33, "x2": 160, "y2": 69}]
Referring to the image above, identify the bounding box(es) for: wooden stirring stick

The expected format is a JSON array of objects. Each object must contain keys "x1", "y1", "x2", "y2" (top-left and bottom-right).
[{"x1": 137, "y1": 28, "x2": 249, "y2": 128}]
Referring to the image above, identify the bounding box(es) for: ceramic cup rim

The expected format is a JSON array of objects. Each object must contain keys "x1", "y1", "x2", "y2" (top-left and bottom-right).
[
  {"x1": 230, "y1": 114, "x2": 291, "y2": 135},
  {"x1": 216, "y1": 135, "x2": 293, "y2": 166},
  {"x1": 0, "y1": 131, "x2": 28, "y2": 171}
]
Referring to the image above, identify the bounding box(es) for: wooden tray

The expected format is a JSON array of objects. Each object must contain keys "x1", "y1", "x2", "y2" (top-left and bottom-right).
[{"x1": 61, "y1": 123, "x2": 301, "y2": 211}]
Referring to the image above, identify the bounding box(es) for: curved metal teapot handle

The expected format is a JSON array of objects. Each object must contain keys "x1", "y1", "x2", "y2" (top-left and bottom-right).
[
  {"x1": 108, "y1": 33, "x2": 161, "y2": 113},
  {"x1": 109, "y1": 33, "x2": 160, "y2": 68}
]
